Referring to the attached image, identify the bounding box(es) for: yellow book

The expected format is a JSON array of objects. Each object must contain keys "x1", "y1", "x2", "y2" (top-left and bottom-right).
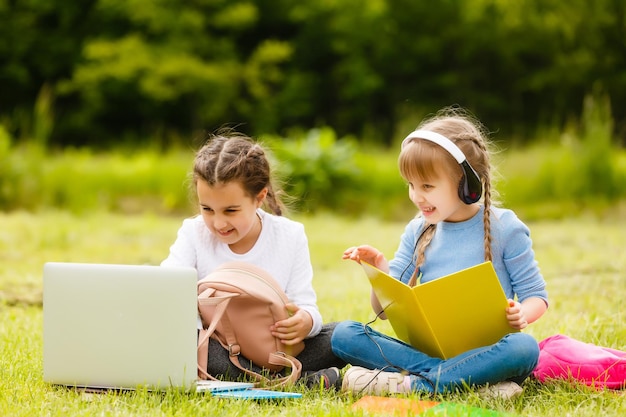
[{"x1": 361, "y1": 261, "x2": 517, "y2": 359}]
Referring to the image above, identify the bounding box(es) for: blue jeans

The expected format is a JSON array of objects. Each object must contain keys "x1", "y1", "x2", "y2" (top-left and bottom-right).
[{"x1": 331, "y1": 320, "x2": 539, "y2": 394}]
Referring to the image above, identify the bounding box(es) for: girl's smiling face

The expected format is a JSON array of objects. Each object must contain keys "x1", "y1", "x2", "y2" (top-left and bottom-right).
[
  {"x1": 196, "y1": 179, "x2": 267, "y2": 254},
  {"x1": 407, "y1": 171, "x2": 479, "y2": 224},
  {"x1": 400, "y1": 139, "x2": 480, "y2": 224}
]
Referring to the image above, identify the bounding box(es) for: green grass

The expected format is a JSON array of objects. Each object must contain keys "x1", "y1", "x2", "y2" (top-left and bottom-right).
[{"x1": 1, "y1": 211, "x2": 625, "y2": 416}]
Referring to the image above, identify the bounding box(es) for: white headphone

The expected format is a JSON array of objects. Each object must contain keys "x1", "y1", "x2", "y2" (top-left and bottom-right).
[{"x1": 402, "y1": 129, "x2": 483, "y2": 204}]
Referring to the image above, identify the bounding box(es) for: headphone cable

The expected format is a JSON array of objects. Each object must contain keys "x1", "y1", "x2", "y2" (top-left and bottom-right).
[
  {"x1": 354, "y1": 221, "x2": 437, "y2": 394},
  {"x1": 360, "y1": 311, "x2": 436, "y2": 394}
]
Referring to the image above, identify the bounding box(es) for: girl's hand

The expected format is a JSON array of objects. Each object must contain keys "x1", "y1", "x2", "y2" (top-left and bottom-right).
[
  {"x1": 506, "y1": 299, "x2": 529, "y2": 330},
  {"x1": 343, "y1": 245, "x2": 390, "y2": 318},
  {"x1": 342, "y1": 245, "x2": 386, "y2": 268},
  {"x1": 270, "y1": 303, "x2": 312, "y2": 345}
]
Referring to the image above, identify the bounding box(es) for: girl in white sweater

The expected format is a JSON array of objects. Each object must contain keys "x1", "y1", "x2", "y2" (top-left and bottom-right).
[{"x1": 162, "y1": 130, "x2": 345, "y2": 387}]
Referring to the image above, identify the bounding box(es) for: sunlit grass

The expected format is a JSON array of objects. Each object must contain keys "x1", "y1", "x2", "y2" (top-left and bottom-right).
[{"x1": 1, "y1": 211, "x2": 625, "y2": 416}]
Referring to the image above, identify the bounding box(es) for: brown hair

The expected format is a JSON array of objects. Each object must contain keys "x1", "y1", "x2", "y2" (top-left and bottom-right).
[
  {"x1": 192, "y1": 129, "x2": 285, "y2": 215},
  {"x1": 399, "y1": 107, "x2": 498, "y2": 287}
]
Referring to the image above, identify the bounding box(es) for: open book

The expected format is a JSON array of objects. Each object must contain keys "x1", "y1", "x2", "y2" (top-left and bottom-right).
[{"x1": 361, "y1": 261, "x2": 517, "y2": 359}]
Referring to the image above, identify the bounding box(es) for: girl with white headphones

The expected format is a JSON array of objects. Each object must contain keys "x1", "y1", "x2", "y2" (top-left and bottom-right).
[{"x1": 332, "y1": 107, "x2": 548, "y2": 399}]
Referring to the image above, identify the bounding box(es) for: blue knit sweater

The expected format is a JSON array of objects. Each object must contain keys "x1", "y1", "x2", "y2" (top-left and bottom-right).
[{"x1": 388, "y1": 206, "x2": 548, "y2": 305}]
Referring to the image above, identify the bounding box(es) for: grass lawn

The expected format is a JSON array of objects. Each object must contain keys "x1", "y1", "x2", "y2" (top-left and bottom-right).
[{"x1": 1, "y1": 210, "x2": 625, "y2": 416}]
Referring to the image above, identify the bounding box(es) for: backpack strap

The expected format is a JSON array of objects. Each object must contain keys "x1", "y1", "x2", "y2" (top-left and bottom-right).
[
  {"x1": 217, "y1": 309, "x2": 302, "y2": 386},
  {"x1": 197, "y1": 287, "x2": 303, "y2": 386},
  {"x1": 196, "y1": 262, "x2": 305, "y2": 386},
  {"x1": 197, "y1": 288, "x2": 238, "y2": 380}
]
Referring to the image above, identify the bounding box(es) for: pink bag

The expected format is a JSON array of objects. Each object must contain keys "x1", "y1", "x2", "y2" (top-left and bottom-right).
[
  {"x1": 533, "y1": 334, "x2": 626, "y2": 389},
  {"x1": 197, "y1": 262, "x2": 304, "y2": 386}
]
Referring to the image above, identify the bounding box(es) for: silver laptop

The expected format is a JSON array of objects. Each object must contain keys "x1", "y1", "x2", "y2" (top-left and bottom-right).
[{"x1": 43, "y1": 262, "x2": 200, "y2": 390}]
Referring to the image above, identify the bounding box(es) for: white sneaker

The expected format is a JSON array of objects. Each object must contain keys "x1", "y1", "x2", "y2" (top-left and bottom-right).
[
  {"x1": 476, "y1": 381, "x2": 523, "y2": 400},
  {"x1": 341, "y1": 366, "x2": 410, "y2": 395}
]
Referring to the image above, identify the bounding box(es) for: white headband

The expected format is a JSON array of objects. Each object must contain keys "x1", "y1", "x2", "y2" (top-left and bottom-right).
[{"x1": 401, "y1": 130, "x2": 466, "y2": 164}]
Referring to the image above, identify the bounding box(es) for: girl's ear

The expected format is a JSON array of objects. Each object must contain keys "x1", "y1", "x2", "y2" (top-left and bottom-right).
[{"x1": 255, "y1": 188, "x2": 268, "y2": 206}]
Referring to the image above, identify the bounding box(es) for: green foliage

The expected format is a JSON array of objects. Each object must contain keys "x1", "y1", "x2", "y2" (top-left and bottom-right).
[
  {"x1": 2, "y1": 0, "x2": 626, "y2": 147},
  {"x1": 33, "y1": 83, "x2": 54, "y2": 148},
  {"x1": 0, "y1": 125, "x2": 10, "y2": 155},
  {"x1": 1, "y1": 123, "x2": 626, "y2": 220},
  {"x1": 0, "y1": 145, "x2": 192, "y2": 214},
  {"x1": 498, "y1": 91, "x2": 623, "y2": 217},
  {"x1": 579, "y1": 89, "x2": 617, "y2": 198},
  {"x1": 267, "y1": 128, "x2": 360, "y2": 212},
  {"x1": 348, "y1": 150, "x2": 415, "y2": 220},
  {"x1": 0, "y1": 125, "x2": 13, "y2": 210}
]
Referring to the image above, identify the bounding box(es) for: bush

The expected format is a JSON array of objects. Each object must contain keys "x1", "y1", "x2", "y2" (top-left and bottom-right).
[
  {"x1": 0, "y1": 145, "x2": 191, "y2": 215},
  {"x1": 498, "y1": 91, "x2": 623, "y2": 218},
  {"x1": 266, "y1": 128, "x2": 361, "y2": 213},
  {"x1": 1, "y1": 123, "x2": 625, "y2": 221}
]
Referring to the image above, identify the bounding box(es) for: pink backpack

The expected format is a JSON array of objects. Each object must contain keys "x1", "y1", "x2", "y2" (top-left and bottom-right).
[
  {"x1": 197, "y1": 262, "x2": 304, "y2": 386},
  {"x1": 533, "y1": 334, "x2": 626, "y2": 389}
]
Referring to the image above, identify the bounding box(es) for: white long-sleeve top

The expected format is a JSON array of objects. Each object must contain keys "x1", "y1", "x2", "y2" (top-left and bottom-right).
[{"x1": 161, "y1": 209, "x2": 322, "y2": 337}]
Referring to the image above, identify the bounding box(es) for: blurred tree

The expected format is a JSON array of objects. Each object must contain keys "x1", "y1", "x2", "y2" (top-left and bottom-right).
[
  {"x1": 0, "y1": 0, "x2": 625, "y2": 148},
  {"x1": 0, "y1": 0, "x2": 98, "y2": 140},
  {"x1": 283, "y1": 0, "x2": 389, "y2": 140},
  {"x1": 55, "y1": 0, "x2": 248, "y2": 147}
]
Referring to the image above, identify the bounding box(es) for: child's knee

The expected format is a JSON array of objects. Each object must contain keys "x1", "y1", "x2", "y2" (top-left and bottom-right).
[
  {"x1": 330, "y1": 320, "x2": 362, "y2": 346},
  {"x1": 507, "y1": 332, "x2": 540, "y2": 369}
]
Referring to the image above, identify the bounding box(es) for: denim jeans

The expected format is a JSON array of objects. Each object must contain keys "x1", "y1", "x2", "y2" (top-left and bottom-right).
[{"x1": 331, "y1": 320, "x2": 539, "y2": 394}]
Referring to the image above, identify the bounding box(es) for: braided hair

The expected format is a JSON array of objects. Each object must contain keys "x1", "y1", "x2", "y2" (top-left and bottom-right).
[{"x1": 192, "y1": 129, "x2": 285, "y2": 215}]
